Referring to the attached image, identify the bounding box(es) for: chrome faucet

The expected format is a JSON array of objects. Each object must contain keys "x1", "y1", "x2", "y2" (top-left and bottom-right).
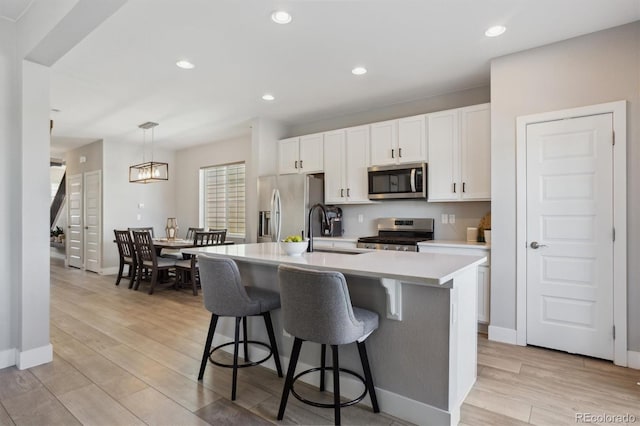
[{"x1": 307, "y1": 203, "x2": 329, "y2": 252}]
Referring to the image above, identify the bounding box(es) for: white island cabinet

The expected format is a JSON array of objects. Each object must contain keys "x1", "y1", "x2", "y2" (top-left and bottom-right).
[
  {"x1": 419, "y1": 241, "x2": 491, "y2": 324},
  {"x1": 184, "y1": 242, "x2": 486, "y2": 426}
]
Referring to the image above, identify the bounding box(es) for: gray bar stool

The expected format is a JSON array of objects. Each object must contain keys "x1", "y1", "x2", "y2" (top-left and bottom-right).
[
  {"x1": 197, "y1": 255, "x2": 283, "y2": 400},
  {"x1": 277, "y1": 264, "x2": 380, "y2": 425}
]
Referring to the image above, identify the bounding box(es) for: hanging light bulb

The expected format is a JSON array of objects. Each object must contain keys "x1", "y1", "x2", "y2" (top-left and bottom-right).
[{"x1": 129, "y1": 122, "x2": 169, "y2": 183}]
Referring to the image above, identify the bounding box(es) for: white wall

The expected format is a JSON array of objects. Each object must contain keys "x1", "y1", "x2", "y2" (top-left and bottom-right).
[
  {"x1": 174, "y1": 136, "x2": 251, "y2": 241},
  {"x1": 102, "y1": 139, "x2": 176, "y2": 270},
  {"x1": 288, "y1": 86, "x2": 490, "y2": 137},
  {"x1": 0, "y1": 19, "x2": 17, "y2": 355},
  {"x1": 18, "y1": 60, "x2": 52, "y2": 357},
  {"x1": 490, "y1": 22, "x2": 640, "y2": 349}
]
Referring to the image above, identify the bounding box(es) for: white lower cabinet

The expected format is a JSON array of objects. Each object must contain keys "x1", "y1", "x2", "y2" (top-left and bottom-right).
[{"x1": 417, "y1": 242, "x2": 491, "y2": 324}]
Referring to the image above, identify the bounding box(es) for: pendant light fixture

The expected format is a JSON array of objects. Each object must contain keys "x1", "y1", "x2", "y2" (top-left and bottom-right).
[{"x1": 129, "y1": 121, "x2": 169, "y2": 183}]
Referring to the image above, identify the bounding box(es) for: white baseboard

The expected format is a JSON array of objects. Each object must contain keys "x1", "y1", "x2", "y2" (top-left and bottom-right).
[
  {"x1": 211, "y1": 334, "x2": 455, "y2": 425},
  {"x1": 488, "y1": 325, "x2": 517, "y2": 345},
  {"x1": 628, "y1": 350, "x2": 640, "y2": 370},
  {"x1": 0, "y1": 348, "x2": 16, "y2": 369},
  {"x1": 16, "y1": 344, "x2": 52, "y2": 370},
  {"x1": 100, "y1": 267, "x2": 119, "y2": 275}
]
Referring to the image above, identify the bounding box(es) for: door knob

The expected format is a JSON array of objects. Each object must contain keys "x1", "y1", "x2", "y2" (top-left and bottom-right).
[{"x1": 530, "y1": 241, "x2": 547, "y2": 249}]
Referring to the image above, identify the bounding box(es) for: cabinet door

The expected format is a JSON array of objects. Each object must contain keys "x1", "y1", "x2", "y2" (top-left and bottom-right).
[
  {"x1": 323, "y1": 130, "x2": 346, "y2": 204},
  {"x1": 460, "y1": 103, "x2": 491, "y2": 200},
  {"x1": 345, "y1": 126, "x2": 370, "y2": 202},
  {"x1": 397, "y1": 115, "x2": 426, "y2": 164},
  {"x1": 427, "y1": 110, "x2": 460, "y2": 201},
  {"x1": 299, "y1": 134, "x2": 324, "y2": 173},
  {"x1": 477, "y1": 265, "x2": 490, "y2": 323},
  {"x1": 278, "y1": 137, "x2": 300, "y2": 175},
  {"x1": 370, "y1": 120, "x2": 398, "y2": 166}
]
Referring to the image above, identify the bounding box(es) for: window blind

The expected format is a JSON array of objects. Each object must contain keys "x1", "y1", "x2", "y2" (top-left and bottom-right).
[{"x1": 201, "y1": 162, "x2": 245, "y2": 236}]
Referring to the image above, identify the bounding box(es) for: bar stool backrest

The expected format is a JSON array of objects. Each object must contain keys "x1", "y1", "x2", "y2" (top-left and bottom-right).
[
  {"x1": 277, "y1": 265, "x2": 365, "y2": 345},
  {"x1": 198, "y1": 255, "x2": 259, "y2": 317}
]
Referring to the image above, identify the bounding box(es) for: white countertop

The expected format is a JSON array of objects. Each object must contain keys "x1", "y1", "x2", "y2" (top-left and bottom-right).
[
  {"x1": 312, "y1": 236, "x2": 359, "y2": 243},
  {"x1": 419, "y1": 240, "x2": 491, "y2": 250},
  {"x1": 184, "y1": 242, "x2": 486, "y2": 287}
]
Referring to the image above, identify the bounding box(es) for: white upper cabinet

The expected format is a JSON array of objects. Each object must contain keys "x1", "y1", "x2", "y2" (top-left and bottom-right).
[
  {"x1": 370, "y1": 116, "x2": 426, "y2": 166},
  {"x1": 278, "y1": 134, "x2": 324, "y2": 175},
  {"x1": 324, "y1": 126, "x2": 370, "y2": 204},
  {"x1": 370, "y1": 120, "x2": 397, "y2": 166},
  {"x1": 427, "y1": 103, "x2": 490, "y2": 201},
  {"x1": 397, "y1": 115, "x2": 427, "y2": 163},
  {"x1": 460, "y1": 104, "x2": 491, "y2": 200}
]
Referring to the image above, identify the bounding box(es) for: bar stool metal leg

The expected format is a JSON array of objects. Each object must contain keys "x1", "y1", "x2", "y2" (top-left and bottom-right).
[
  {"x1": 332, "y1": 345, "x2": 341, "y2": 425},
  {"x1": 232, "y1": 317, "x2": 241, "y2": 401},
  {"x1": 242, "y1": 316, "x2": 249, "y2": 362},
  {"x1": 320, "y1": 344, "x2": 326, "y2": 392},
  {"x1": 357, "y1": 341, "x2": 380, "y2": 413},
  {"x1": 262, "y1": 312, "x2": 283, "y2": 377},
  {"x1": 198, "y1": 314, "x2": 219, "y2": 380},
  {"x1": 278, "y1": 337, "x2": 303, "y2": 420}
]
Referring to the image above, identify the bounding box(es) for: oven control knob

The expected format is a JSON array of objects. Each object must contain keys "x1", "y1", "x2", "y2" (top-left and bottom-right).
[
  {"x1": 382, "y1": 245, "x2": 389, "y2": 250},
  {"x1": 395, "y1": 246, "x2": 401, "y2": 251},
  {"x1": 403, "y1": 247, "x2": 409, "y2": 252}
]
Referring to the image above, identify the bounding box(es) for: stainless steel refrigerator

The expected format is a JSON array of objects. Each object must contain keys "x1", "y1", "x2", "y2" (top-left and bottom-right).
[{"x1": 257, "y1": 173, "x2": 324, "y2": 243}]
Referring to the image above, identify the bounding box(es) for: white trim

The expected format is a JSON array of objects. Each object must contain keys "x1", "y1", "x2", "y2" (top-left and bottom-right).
[
  {"x1": 16, "y1": 344, "x2": 52, "y2": 370},
  {"x1": 212, "y1": 334, "x2": 456, "y2": 425},
  {"x1": 488, "y1": 325, "x2": 517, "y2": 345},
  {"x1": 628, "y1": 351, "x2": 640, "y2": 370},
  {"x1": 515, "y1": 100, "x2": 627, "y2": 365},
  {"x1": 0, "y1": 348, "x2": 16, "y2": 369}
]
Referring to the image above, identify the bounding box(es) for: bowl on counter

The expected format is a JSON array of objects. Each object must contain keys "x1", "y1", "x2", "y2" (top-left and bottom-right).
[{"x1": 280, "y1": 240, "x2": 309, "y2": 256}]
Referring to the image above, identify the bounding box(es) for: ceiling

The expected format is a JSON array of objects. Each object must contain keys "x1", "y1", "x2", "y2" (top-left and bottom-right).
[
  {"x1": 0, "y1": 0, "x2": 32, "y2": 22},
  {"x1": 45, "y1": 0, "x2": 640, "y2": 153}
]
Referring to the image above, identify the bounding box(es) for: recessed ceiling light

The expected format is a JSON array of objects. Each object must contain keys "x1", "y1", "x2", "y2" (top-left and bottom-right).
[
  {"x1": 351, "y1": 67, "x2": 367, "y2": 76},
  {"x1": 271, "y1": 11, "x2": 292, "y2": 24},
  {"x1": 262, "y1": 94, "x2": 275, "y2": 101},
  {"x1": 176, "y1": 60, "x2": 195, "y2": 69},
  {"x1": 485, "y1": 25, "x2": 506, "y2": 37}
]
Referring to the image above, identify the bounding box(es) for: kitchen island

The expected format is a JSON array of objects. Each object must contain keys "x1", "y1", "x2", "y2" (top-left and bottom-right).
[{"x1": 184, "y1": 242, "x2": 486, "y2": 425}]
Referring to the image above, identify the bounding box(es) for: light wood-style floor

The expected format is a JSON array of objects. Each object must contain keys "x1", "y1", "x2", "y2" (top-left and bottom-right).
[{"x1": 0, "y1": 259, "x2": 638, "y2": 425}]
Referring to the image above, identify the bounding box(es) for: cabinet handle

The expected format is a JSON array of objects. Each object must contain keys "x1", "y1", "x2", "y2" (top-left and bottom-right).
[
  {"x1": 391, "y1": 149, "x2": 395, "y2": 159},
  {"x1": 300, "y1": 160, "x2": 303, "y2": 168},
  {"x1": 453, "y1": 183, "x2": 456, "y2": 193},
  {"x1": 294, "y1": 160, "x2": 298, "y2": 169},
  {"x1": 399, "y1": 147, "x2": 402, "y2": 158},
  {"x1": 347, "y1": 188, "x2": 350, "y2": 197},
  {"x1": 462, "y1": 182, "x2": 466, "y2": 193},
  {"x1": 341, "y1": 188, "x2": 344, "y2": 197}
]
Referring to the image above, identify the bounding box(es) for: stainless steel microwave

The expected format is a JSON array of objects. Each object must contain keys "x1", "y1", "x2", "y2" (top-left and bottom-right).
[{"x1": 368, "y1": 162, "x2": 427, "y2": 200}]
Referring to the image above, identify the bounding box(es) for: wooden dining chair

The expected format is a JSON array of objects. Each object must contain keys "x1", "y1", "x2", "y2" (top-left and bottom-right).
[
  {"x1": 185, "y1": 227, "x2": 204, "y2": 241},
  {"x1": 128, "y1": 226, "x2": 155, "y2": 238},
  {"x1": 131, "y1": 230, "x2": 176, "y2": 295},
  {"x1": 176, "y1": 230, "x2": 225, "y2": 295},
  {"x1": 114, "y1": 229, "x2": 137, "y2": 288}
]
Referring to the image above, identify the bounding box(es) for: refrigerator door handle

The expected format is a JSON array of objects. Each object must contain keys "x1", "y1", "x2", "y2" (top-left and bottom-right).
[{"x1": 272, "y1": 189, "x2": 282, "y2": 242}]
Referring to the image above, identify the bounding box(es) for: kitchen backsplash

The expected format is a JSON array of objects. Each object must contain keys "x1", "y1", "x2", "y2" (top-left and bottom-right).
[{"x1": 337, "y1": 201, "x2": 491, "y2": 240}]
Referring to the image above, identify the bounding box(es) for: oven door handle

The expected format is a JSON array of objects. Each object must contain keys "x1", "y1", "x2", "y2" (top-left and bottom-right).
[{"x1": 410, "y1": 168, "x2": 417, "y2": 193}]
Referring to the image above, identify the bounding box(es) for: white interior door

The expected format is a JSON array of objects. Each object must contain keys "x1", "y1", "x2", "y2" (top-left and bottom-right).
[
  {"x1": 526, "y1": 113, "x2": 614, "y2": 360},
  {"x1": 67, "y1": 173, "x2": 83, "y2": 269},
  {"x1": 84, "y1": 171, "x2": 101, "y2": 273}
]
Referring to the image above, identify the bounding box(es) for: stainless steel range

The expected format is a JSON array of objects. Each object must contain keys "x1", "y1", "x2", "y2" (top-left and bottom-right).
[{"x1": 357, "y1": 218, "x2": 434, "y2": 252}]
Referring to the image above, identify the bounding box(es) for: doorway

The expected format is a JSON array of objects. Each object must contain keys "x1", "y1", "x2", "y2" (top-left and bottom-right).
[
  {"x1": 515, "y1": 101, "x2": 627, "y2": 366},
  {"x1": 66, "y1": 170, "x2": 102, "y2": 273}
]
